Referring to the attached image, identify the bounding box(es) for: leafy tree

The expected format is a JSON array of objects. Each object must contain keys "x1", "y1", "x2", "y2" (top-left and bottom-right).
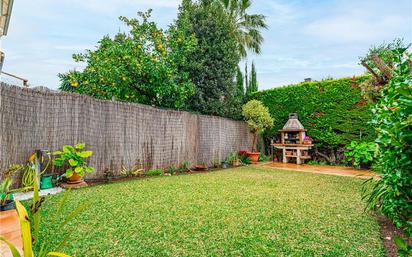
[
  {"x1": 59, "y1": 10, "x2": 196, "y2": 109},
  {"x1": 215, "y1": 0, "x2": 268, "y2": 57},
  {"x1": 242, "y1": 100, "x2": 273, "y2": 152},
  {"x1": 176, "y1": 0, "x2": 241, "y2": 118}
]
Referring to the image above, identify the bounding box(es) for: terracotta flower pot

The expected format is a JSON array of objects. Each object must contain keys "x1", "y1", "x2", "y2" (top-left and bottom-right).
[
  {"x1": 231, "y1": 159, "x2": 240, "y2": 167},
  {"x1": 247, "y1": 152, "x2": 260, "y2": 164},
  {"x1": 67, "y1": 172, "x2": 83, "y2": 184},
  {"x1": 195, "y1": 164, "x2": 208, "y2": 171}
]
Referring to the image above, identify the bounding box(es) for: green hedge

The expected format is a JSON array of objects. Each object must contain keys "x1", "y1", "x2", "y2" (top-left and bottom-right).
[{"x1": 252, "y1": 76, "x2": 375, "y2": 163}]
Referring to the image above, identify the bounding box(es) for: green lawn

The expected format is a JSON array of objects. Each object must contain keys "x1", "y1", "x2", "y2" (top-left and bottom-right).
[{"x1": 37, "y1": 167, "x2": 384, "y2": 256}]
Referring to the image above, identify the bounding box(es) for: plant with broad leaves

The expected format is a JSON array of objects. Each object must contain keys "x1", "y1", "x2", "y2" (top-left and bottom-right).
[
  {"x1": 363, "y1": 46, "x2": 412, "y2": 240},
  {"x1": 344, "y1": 141, "x2": 377, "y2": 168},
  {"x1": 53, "y1": 143, "x2": 94, "y2": 178}
]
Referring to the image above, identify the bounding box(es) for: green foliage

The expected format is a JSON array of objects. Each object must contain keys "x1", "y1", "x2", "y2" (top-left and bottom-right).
[
  {"x1": 0, "y1": 178, "x2": 13, "y2": 205},
  {"x1": 53, "y1": 143, "x2": 95, "y2": 178},
  {"x1": 344, "y1": 141, "x2": 377, "y2": 168},
  {"x1": 253, "y1": 76, "x2": 376, "y2": 162},
  {"x1": 215, "y1": 0, "x2": 268, "y2": 57},
  {"x1": 180, "y1": 160, "x2": 191, "y2": 172},
  {"x1": 145, "y1": 169, "x2": 164, "y2": 176},
  {"x1": 167, "y1": 164, "x2": 178, "y2": 175},
  {"x1": 59, "y1": 10, "x2": 196, "y2": 109},
  {"x1": 258, "y1": 155, "x2": 271, "y2": 162},
  {"x1": 227, "y1": 152, "x2": 239, "y2": 162},
  {"x1": 358, "y1": 38, "x2": 409, "y2": 100},
  {"x1": 242, "y1": 100, "x2": 273, "y2": 152},
  {"x1": 239, "y1": 155, "x2": 251, "y2": 165},
  {"x1": 1, "y1": 179, "x2": 88, "y2": 257},
  {"x1": 242, "y1": 100, "x2": 273, "y2": 134},
  {"x1": 176, "y1": 0, "x2": 242, "y2": 119},
  {"x1": 120, "y1": 163, "x2": 143, "y2": 177},
  {"x1": 236, "y1": 66, "x2": 245, "y2": 103},
  {"x1": 359, "y1": 38, "x2": 408, "y2": 76},
  {"x1": 394, "y1": 236, "x2": 412, "y2": 256},
  {"x1": 0, "y1": 165, "x2": 23, "y2": 205},
  {"x1": 246, "y1": 61, "x2": 258, "y2": 98},
  {"x1": 364, "y1": 47, "x2": 412, "y2": 237}
]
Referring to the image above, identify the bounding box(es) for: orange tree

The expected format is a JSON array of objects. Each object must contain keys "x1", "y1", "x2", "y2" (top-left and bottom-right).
[{"x1": 59, "y1": 10, "x2": 196, "y2": 109}]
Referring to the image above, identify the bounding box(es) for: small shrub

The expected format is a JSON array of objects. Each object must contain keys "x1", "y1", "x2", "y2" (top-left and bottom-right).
[
  {"x1": 167, "y1": 164, "x2": 178, "y2": 175},
  {"x1": 258, "y1": 155, "x2": 271, "y2": 162},
  {"x1": 212, "y1": 159, "x2": 220, "y2": 168},
  {"x1": 180, "y1": 160, "x2": 191, "y2": 172},
  {"x1": 145, "y1": 169, "x2": 164, "y2": 176},
  {"x1": 344, "y1": 141, "x2": 377, "y2": 168},
  {"x1": 239, "y1": 151, "x2": 251, "y2": 165}
]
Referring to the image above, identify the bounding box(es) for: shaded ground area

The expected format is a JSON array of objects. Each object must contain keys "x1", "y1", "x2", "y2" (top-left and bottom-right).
[
  {"x1": 378, "y1": 215, "x2": 412, "y2": 257},
  {"x1": 259, "y1": 162, "x2": 379, "y2": 179},
  {"x1": 36, "y1": 167, "x2": 384, "y2": 257}
]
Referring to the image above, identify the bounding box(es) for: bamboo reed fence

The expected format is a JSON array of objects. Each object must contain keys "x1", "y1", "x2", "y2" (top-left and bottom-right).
[{"x1": 0, "y1": 83, "x2": 252, "y2": 179}]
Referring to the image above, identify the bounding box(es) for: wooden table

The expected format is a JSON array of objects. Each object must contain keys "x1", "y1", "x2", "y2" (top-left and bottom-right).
[
  {"x1": 0, "y1": 209, "x2": 23, "y2": 257},
  {"x1": 272, "y1": 143, "x2": 313, "y2": 164}
]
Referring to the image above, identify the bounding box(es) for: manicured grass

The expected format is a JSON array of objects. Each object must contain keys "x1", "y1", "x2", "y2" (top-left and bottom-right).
[{"x1": 36, "y1": 167, "x2": 384, "y2": 256}]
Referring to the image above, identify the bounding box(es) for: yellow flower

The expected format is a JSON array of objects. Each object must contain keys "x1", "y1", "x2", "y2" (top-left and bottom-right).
[{"x1": 71, "y1": 81, "x2": 79, "y2": 87}]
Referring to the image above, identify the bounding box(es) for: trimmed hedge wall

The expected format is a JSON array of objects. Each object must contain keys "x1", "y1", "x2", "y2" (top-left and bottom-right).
[{"x1": 252, "y1": 76, "x2": 375, "y2": 163}]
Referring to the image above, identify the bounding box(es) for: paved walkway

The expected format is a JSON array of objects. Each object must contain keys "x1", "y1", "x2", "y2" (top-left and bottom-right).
[
  {"x1": 0, "y1": 210, "x2": 23, "y2": 257},
  {"x1": 256, "y1": 162, "x2": 379, "y2": 179}
]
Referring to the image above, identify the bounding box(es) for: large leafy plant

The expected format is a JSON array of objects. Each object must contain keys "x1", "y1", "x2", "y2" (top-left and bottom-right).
[
  {"x1": 344, "y1": 141, "x2": 377, "y2": 168},
  {"x1": 53, "y1": 143, "x2": 94, "y2": 178},
  {"x1": 363, "y1": 46, "x2": 412, "y2": 238},
  {"x1": 242, "y1": 100, "x2": 273, "y2": 152}
]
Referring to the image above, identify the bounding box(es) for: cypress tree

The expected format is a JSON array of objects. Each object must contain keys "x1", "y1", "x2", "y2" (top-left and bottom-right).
[
  {"x1": 250, "y1": 61, "x2": 258, "y2": 93},
  {"x1": 236, "y1": 66, "x2": 244, "y2": 100},
  {"x1": 244, "y1": 62, "x2": 249, "y2": 96}
]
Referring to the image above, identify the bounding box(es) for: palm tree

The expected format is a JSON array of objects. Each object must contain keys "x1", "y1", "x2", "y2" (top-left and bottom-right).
[{"x1": 215, "y1": 0, "x2": 268, "y2": 58}]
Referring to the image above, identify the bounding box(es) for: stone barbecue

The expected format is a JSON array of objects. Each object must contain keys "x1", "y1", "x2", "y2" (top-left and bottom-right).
[{"x1": 272, "y1": 113, "x2": 313, "y2": 164}]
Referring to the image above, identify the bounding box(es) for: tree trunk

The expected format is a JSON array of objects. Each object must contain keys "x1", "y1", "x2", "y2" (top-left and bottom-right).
[
  {"x1": 252, "y1": 132, "x2": 257, "y2": 152},
  {"x1": 371, "y1": 54, "x2": 393, "y2": 79}
]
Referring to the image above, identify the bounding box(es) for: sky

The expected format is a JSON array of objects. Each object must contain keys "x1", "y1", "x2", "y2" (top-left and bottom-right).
[{"x1": 1, "y1": 0, "x2": 411, "y2": 90}]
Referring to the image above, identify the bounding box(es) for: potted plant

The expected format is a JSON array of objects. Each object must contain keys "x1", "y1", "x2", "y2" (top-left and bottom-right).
[
  {"x1": 53, "y1": 143, "x2": 95, "y2": 184},
  {"x1": 242, "y1": 100, "x2": 274, "y2": 163},
  {"x1": 228, "y1": 152, "x2": 240, "y2": 167},
  {"x1": 0, "y1": 165, "x2": 24, "y2": 212},
  {"x1": 180, "y1": 160, "x2": 191, "y2": 172},
  {"x1": 195, "y1": 163, "x2": 208, "y2": 171},
  {"x1": 221, "y1": 160, "x2": 229, "y2": 169},
  {"x1": 303, "y1": 136, "x2": 312, "y2": 145}
]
